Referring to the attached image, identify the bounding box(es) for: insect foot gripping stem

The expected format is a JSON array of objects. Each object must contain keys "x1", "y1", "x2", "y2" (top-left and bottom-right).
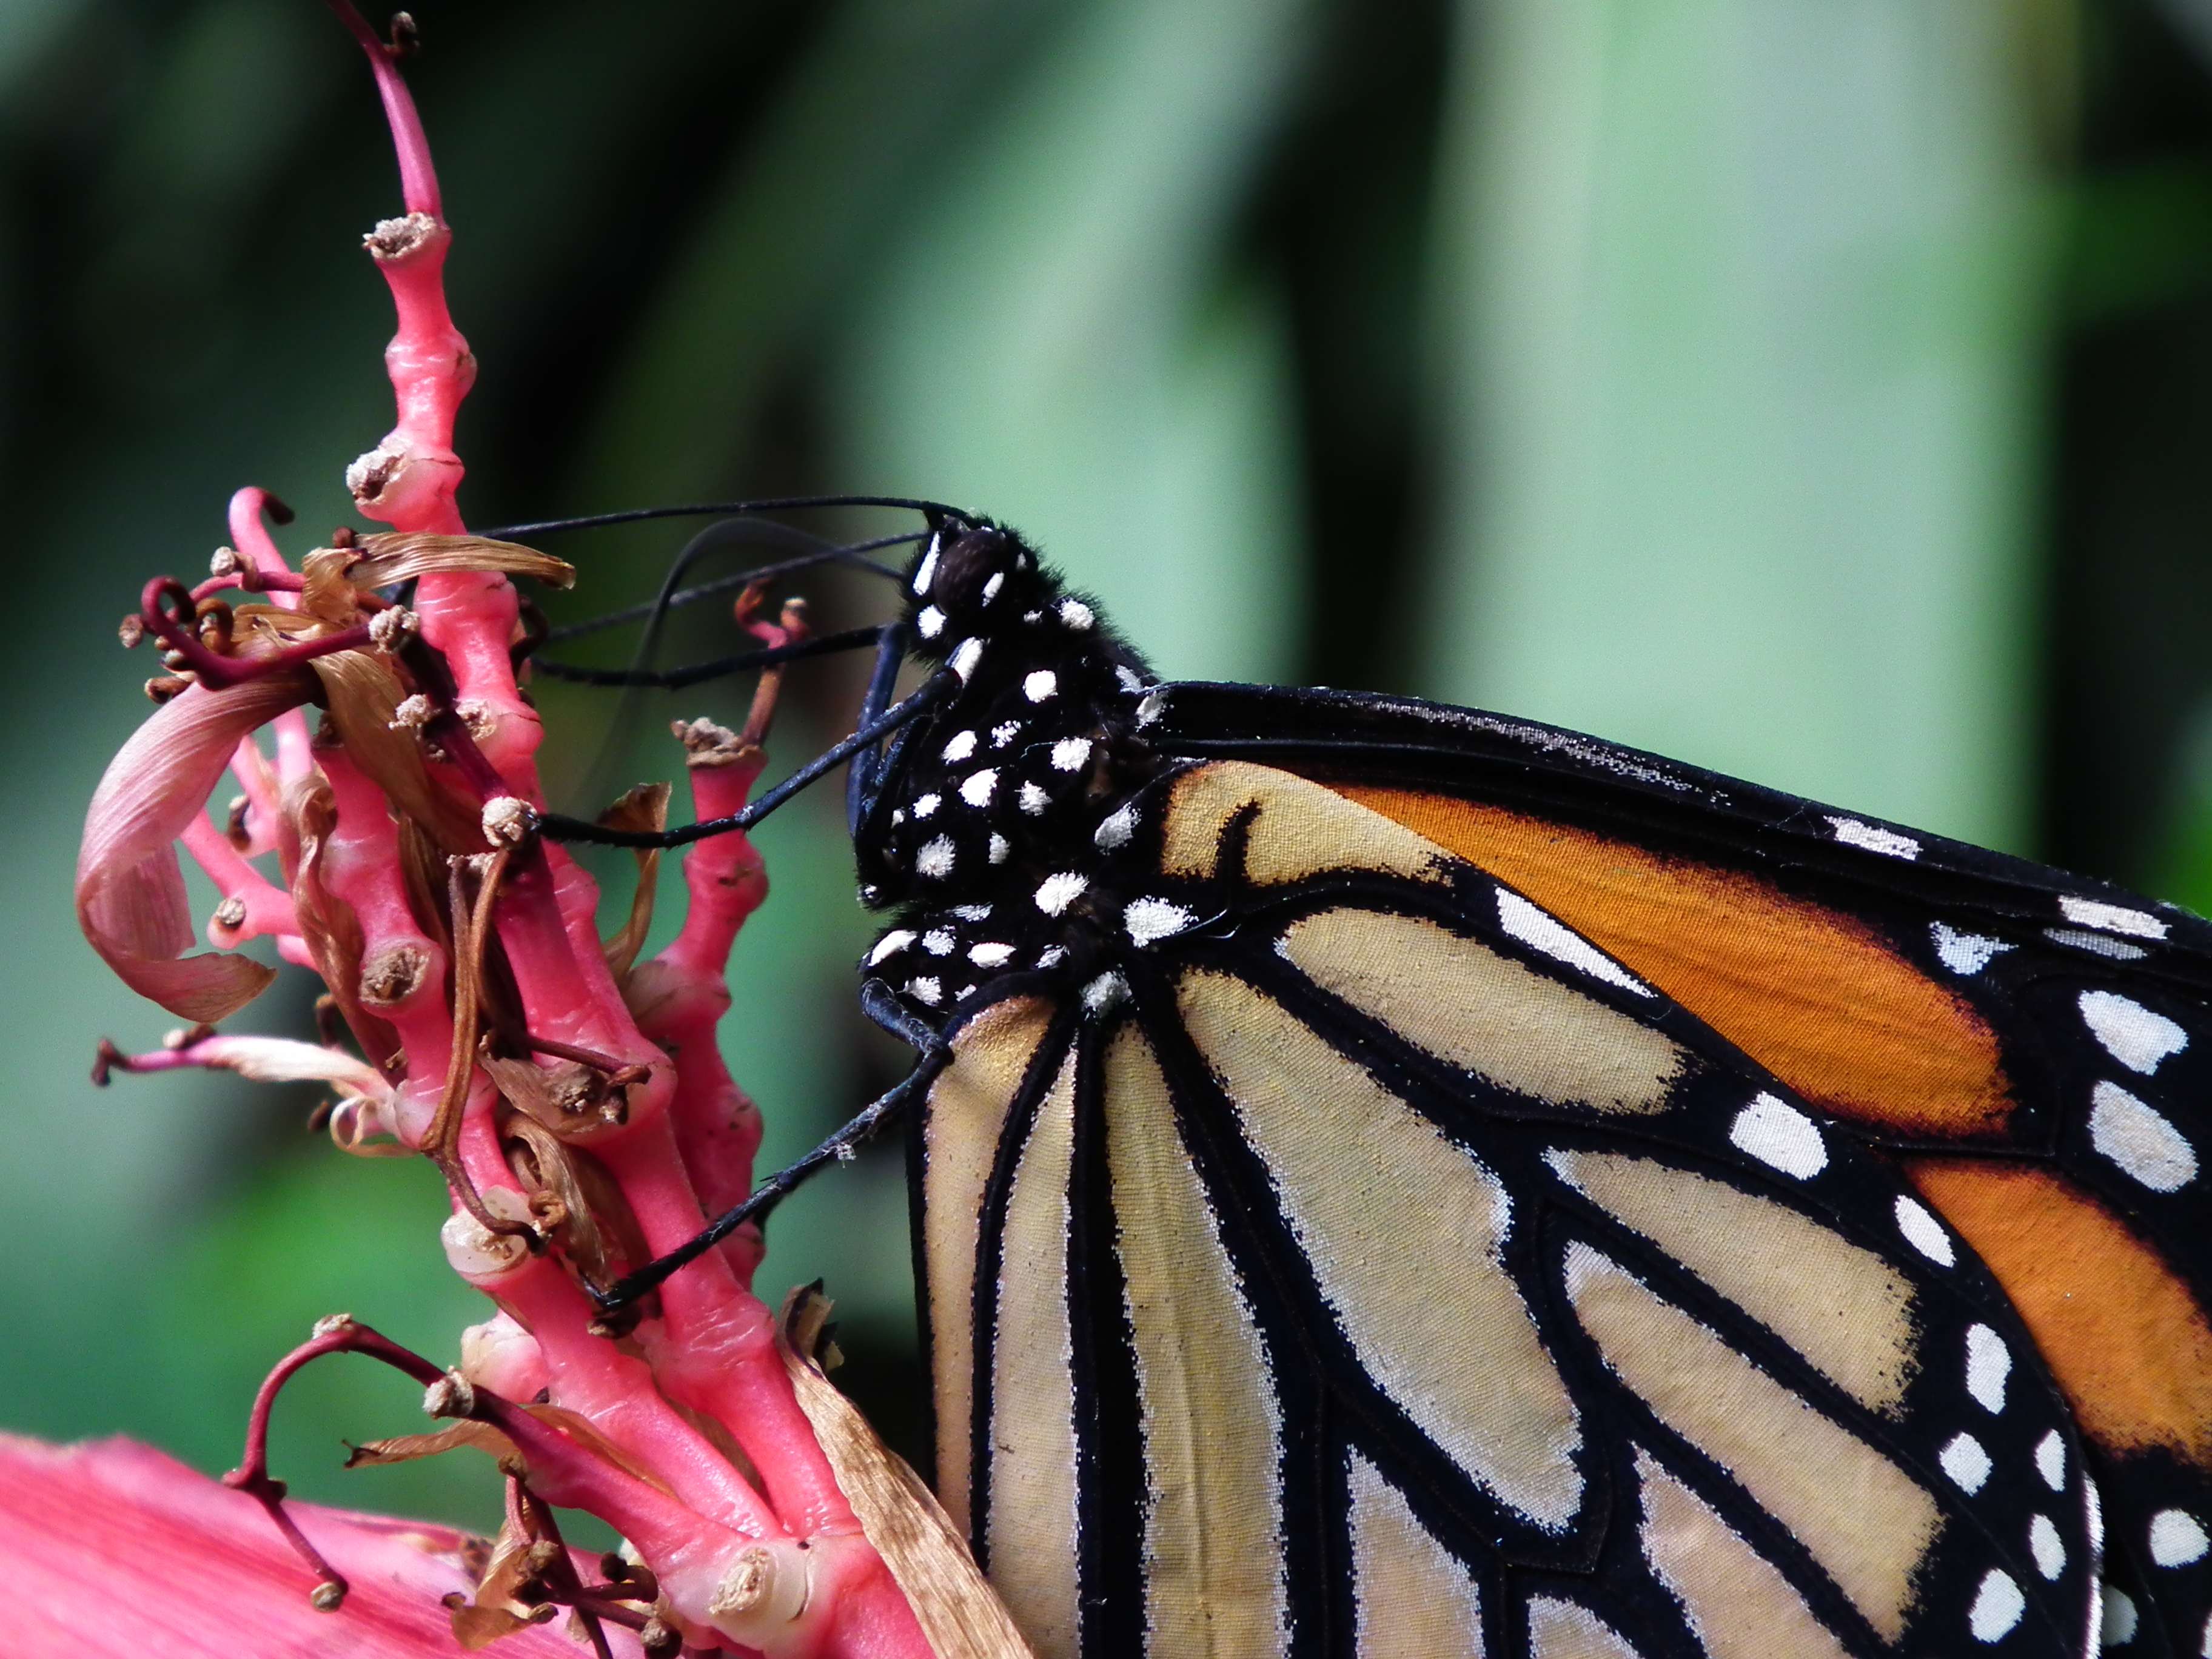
[{"x1": 74, "y1": 9, "x2": 1027, "y2": 1657}]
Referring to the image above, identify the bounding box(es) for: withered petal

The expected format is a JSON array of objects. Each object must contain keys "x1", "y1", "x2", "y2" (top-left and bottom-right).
[{"x1": 352, "y1": 533, "x2": 575, "y2": 591}]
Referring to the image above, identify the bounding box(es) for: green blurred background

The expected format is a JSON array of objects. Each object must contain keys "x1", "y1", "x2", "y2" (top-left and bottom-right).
[{"x1": 2, "y1": 0, "x2": 2210, "y2": 1537}]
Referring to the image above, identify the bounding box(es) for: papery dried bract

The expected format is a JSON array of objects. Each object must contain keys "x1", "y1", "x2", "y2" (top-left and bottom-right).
[{"x1": 77, "y1": 674, "x2": 312, "y2": 1020}]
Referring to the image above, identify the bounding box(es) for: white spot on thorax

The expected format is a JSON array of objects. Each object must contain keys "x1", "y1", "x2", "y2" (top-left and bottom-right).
[
  {"x1": 1969, "y1": 1569, "x2": 2025, "y2": 1641},
  {"x1": 981, "y1": 571, "x2": 1004, "y2": 603},
  {"x1": 941, "y1": 729, "x2": 977, "y2": 762},
  {"x1": 916, "y1": 836, "x2": 956, "y2": 879},
  {"x1": 949, "y1": 638, "x2": 984, "y2": 680},
  {"x1": 2029, "y1": 1513, "x2": 2066, "y2": 1580},
  {"x1": 922, "y1": 930, "x2": 954, "y2": 956},
  {"x1": 2034, "y1": 1430, "x2": 2066, "y2": 1492},
  {"x1": 1082, "y1": 971, "x2": 1129, "y2": 1013},
  {"x1": 908, "y1": 977, "x2": 942, "y2": 1006},
  {"x1": 1136, "y1": 689, "x2": 1165, "y2": 726},
  {"x1": 1036, "y1": 946, "x2": 1067, "y2": 969},
  {"x1": 912, "y1": 793, "x2": 940, "y2": 818},
  {"x1": 911, "y1": 541, "x2": 939, "y2": 596},
  {"x1": 1115, "y1": 665, "x2": 1145, "y2": 692},
  {"x1": 1095, "y1": 802, "x2": 1139, "y2": 851},
  {"x1": 1932, "y1": 922, "x2": 2012, "y2": 975},
  {"x1": 1051, "y1": 737, "x2": 1093, "y2": 772},
  {"x1": 968, "y1": 942, "x2": 1015, "y2": 968},
  {"x1": 991, "y1": 721, "x2": 1022, "y2": 748},
  {"x1": 951, "y1": 904, "x2": 992, "y2": 920},
  {"x1": 865, "y1": 930, "x2": 915, "y2": 967},
  {"x1": 960, "y1": 769, "x2": 998, "y2": 807},
  {"x1": 1729, "y1": 1094, "x2": 1826, "y2": 1178},
  {"x1": 2150, "y1": 1509, "x2": 2208, "y2": 1566},
  {"x1": 2062, "y1": 896, "x2": 2168, "y2": 939},
  {"x1": 2090, "y1": 1081, "x2": 2197, "y2": 1191},
  {"x1": 1895, "y1": 1195, "x2": 1954, "y2": 1265},
  {"x1": 1057, "y1": 598, "x2": 1094, "y2": 631},
  {"x1": 1827, "y1": 816, "x2": 1920, "y2": 859},
  {"x1": 1034, "y1": 873, "x2": 1088, "y2": 915},
  {"x1": 916, "y1": 605, "x2": 946, "y2": 639},
  {"x1": 1965, "y1": 1324, "x2": 2010, "y2": 1412},
  {"x1": 1024, "y1": 670, "x2": 1057, "y2": 703},
  {"x1": 1939, "y1": 1433, "x2": 1992, "y2": 1492},
  {"x1": 1496, "y1": 889, "x2": 1652, "y2": 996},
  {"x1": 1019, "y1": 782, "x2": 1050, "y2": 816},
  {"x1": 988, "y1": 833, "x2": 1010, "y2": 865},
  {"x1": 2079, "y1": 990, "x2": 2188, "y2": 1074},
  {"x1": 1124, "y1": 897, "x2": 1196, "y2": 947}
]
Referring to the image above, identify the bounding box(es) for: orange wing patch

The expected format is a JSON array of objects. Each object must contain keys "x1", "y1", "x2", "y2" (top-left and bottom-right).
[
  {"x1": 1336, "y1": 788, "x2": 2013, "y2": 1142},
  {"x1": 1903, "y1": 1159, "x2": 2212, "y2": 1469}
]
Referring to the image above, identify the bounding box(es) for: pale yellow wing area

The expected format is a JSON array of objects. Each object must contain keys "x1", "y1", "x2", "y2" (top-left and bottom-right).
[
  {"x1": 1176, "y1": 967, "x2": 1584, "y2": 1530},
  {"x1": 1104, "y1": 1028, "x2": 1289, "y2": 1658},
  {"x1": 1280, "y1": 907, "x2": 1685, "y2": 1116},
  {"x1": 1547, "y1": 1150, "x2": 1918, "y2": 1415},
  {"x1": 987, "y1": 1047, "x2": 1083, "y2": 1659},
  {"x1": 1159, "y1": 761, "x2": 1451, "y2": 887},
  {"x1": 924, "y1": 997, "x2": 1057, "y2": 1537},
  {"x1": 1525, "y1": 1598, "x2": 1645, "y2": 1659},
  {"x1": 1346, "y1": 1450, "x2": 1486, "y2": 1658},
  {"x1": 1564, "y1": 1243, "x2": 1939, "y2": 1643}
]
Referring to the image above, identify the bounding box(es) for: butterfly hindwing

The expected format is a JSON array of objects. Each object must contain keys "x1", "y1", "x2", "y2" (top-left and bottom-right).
[{"x1": 913, "y1": 760, "x2": 2099, "y2": 1658}]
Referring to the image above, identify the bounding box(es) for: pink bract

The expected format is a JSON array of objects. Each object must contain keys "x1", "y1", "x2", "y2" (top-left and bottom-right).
[{"x1": 68, "y1": 6, "x2": 1024, "y2": 1656}]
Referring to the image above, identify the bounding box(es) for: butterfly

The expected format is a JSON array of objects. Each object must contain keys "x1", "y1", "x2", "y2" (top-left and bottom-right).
[{"x1": 545, "y1": 508, "x2": 2212, "y2": 1659}]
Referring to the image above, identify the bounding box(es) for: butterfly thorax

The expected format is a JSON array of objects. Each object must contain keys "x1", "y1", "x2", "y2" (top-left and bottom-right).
[{"x1": 856, "y1": 523, "x2": 1174, "y2": 1017}]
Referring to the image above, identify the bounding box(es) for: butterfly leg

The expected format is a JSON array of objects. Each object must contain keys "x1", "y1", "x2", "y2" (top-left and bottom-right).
[
  {"x1": 592, "y1": 987, "x2": 948, "y2": 1312},
  {"x1": 845, "y1": 620, "x2": 911, "y2": 836}
]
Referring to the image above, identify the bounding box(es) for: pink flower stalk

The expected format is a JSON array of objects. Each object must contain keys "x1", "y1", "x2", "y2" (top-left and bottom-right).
[{"x1": 72, "y1": 8, "x2": 1025, "y2": 1657}]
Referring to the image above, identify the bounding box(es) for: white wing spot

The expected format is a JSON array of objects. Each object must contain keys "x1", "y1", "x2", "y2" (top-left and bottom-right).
[
  {"x1": 921, "y1": 930, "x2": 955, "y2": 956},
  {"x1": 949, "y1": 638, "x2": 984, "y2": 680},
  {"x1": 968, "y1": 942, "x2": 1016, "y2": 968},
  {"x1": 2100, "y1": 1584, "x2": 2137, "y2": 1646},
  {"x1": 2030, "y1": 1514, "x2": 2066, "y2": 1580},
  {"x1": 1023, "y1": 669, "x2": 1057, "y2": 703},
  {"x1": 1932, "y1": 922, "x2": 2013, "y2": 976},
  {"x1": 1019, "y1": 782, "x2": 1050, "y2": 816},
  {"x1": 960, "y1": 769, "x2": 998, "y2": 808},
  {"x1": 2080, "y1": 991, "x2": 2188, "y2": 1074},
  {"x1": 1895, "y1": 1195, "x2": 1956, "y2": 1265},
  {"x1": 1124, "y1": 897, "x2": 1196, "y2": 947},
  {"x1": 1966, "y1": 1324, "x2": 2010, "y2": 1413},
  {"x1": 1940, "y1": 1433, "x2": 1993, "y2": 1493},
  {"x1": 2035, "y1": 1430, "x2": 2066, "y2": 1492},
  {"x1": 1034, "y1": 873, "x2": 1088, "y2": 916},
  {"x1": 865, "y1": 930, "x2": 915, "y2": 967},
  {"x1": 1051, "y1": 736, "x2": 1093, "y2": 772},
  {"x1": 1969, "y1": 1569, "x2": 2025, "y2": 1641},
  {"x1": 2061, "y1": 896, "x2": 2168, "y2": 940},
  {"x1": 1729, "y1": 1094, "x2": 1827, "y2": 1179},
  {"x1": 915, "y1": 836, "x2": 956, "y2": 879},
  {"x1": 941, "y1": 729, "x2": 977, "y2": 763},
  {"x1": 1095, "y1": 802, "x2": 1139, "y2": 851},
  {"x1": 2090, "y1": 1081, "x2": 2198, "y2": 1192},
  {"x1": 2047, "y1": 926, "x2": 2150, "y2": 960},
  {"x1": 1496, "y1": 889, "x2": 1653, "y2": 996},
  {"x1": 915, "y1": 605, "x2": 945, "y2": 640},
  {"x1": 988, "y1": 833, "x2": 1010, "y2": 865},
  {"x1": 912, "y1": 793, "x2": 940, "y2": 819},
  {"x1": 2151, "y1": 1509, "x2": 2210, "y2": 1567},
  {"x1": 1136, "y1": 689, "x2": 1165, "y2": 726},
  {"x1": 1828, "y1": 816, "x2": 1920, "y2": 859}
]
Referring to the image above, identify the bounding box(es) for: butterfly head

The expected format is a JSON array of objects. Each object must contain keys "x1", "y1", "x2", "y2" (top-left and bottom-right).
[{"x1": 902, "y1": 520, "x2": 1048, "y2": 659}]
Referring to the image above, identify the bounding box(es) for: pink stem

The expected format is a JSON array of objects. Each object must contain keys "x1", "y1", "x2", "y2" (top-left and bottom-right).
[{"x1": 322, "y1": 3, "x2": 441, "y2": 216}]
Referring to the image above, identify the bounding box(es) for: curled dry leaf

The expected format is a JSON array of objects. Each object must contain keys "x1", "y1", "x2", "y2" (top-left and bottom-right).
[
  {"x1": 776, "y1": 1290, "x2": 1036, "y2": 1659},
  {"x1": 77, "y1": 673, "x2": 313, "y2": 1021},
  {"x1": 309, "y1": 649, "x2": 488, "y2": 853},
  {"x1": 598, "y1": 782, "x2": 671, "y2": 984},
  {"x1": 352, "y1": 533, "x2": 575, "y2": 592}
]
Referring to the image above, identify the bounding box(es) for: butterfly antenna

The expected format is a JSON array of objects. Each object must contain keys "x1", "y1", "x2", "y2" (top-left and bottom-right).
[
  {"x1": 476, "y1": 494, "x2": 974, "y2": 540},
  {"x1": 535, "y1": 671, "x2": 954, "y2": 850}
]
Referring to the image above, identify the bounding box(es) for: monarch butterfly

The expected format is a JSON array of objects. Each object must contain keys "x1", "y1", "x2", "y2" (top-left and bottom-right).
[{"x1": 543, "y1": 508, "x2": 2212, "y2": 1659}]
